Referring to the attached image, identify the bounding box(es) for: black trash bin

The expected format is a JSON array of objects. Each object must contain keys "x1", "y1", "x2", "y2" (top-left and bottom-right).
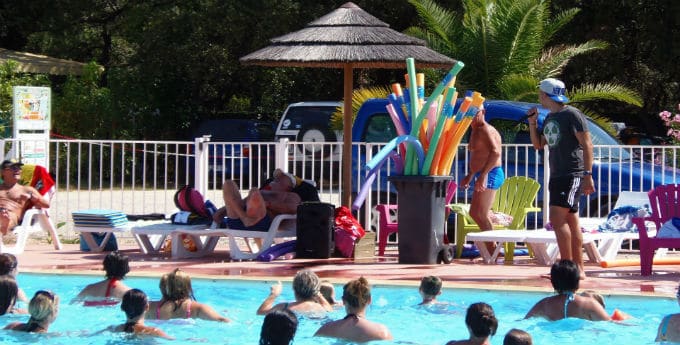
[{"x1": 388, "y1": 175, "x2": 452, "y2": 264}]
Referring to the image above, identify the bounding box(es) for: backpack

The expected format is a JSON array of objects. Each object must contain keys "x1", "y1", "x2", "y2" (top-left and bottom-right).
[
  {"x1": 172, "y1": 185, "x2": 216, "y2": 225},
  {"x1": 174, "y1": 185, "x2": 210, "y2": 217}
]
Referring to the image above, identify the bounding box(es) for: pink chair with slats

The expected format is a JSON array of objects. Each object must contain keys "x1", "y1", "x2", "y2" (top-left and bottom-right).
[
  {"x1": 632, "y1": 184, "x2": 680, "y2": 276},
  {"x1": 375, "y1": 204, "x2": 398, "y2": 256}
]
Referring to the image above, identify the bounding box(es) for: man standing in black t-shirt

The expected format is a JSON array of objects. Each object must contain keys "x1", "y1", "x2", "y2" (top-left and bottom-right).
[{"x1": 527, "y1": 78, "x2": 594, "y2": 279}]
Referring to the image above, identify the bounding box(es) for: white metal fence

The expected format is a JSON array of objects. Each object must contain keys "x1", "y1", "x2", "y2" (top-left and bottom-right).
[{"x1": 3, "y1": 137, "x2": 679, "y2": 242}]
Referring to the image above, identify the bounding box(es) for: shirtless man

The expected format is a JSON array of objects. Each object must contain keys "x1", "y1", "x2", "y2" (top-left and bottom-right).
[
  {"x1": 212, "y1": 170, "x2": 302, "y2": 231},
  {"x1": 459, "y1": 109, "x2": 504, "y2": 253},
  {"x1": 0, "y1": 160, "x2": 49, "y2": 236}
]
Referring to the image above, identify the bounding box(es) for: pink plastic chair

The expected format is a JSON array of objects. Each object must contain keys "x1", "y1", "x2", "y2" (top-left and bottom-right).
[
  {"x1": 631, "y1": 184, "x2": 680, "y2": 276},
  {"x1": 375, "y1": 204, "x2": 398, "y2": 256}
]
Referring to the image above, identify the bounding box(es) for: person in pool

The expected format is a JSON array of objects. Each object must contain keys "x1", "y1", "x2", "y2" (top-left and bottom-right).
[
  {"x1": 257, "y1": 269, "x2": 332, "y2": 317},
  {"x1": 446, "y1": 302, "x2": 498, "y2": 345},
  {"x1": 0, "y1": 275, "x2": 25, "y2": 315},
  {"x1": 503, "y1": 328, "x2": 532, "y2": 345},
  {"x1": 0, "y1": 253, "x2": 27, "y2": 302},
  {"x1": 73, "y1": 251, "x2": 132, "y2": 306},
  {"x1": 656, "y1": 282, "x2": 680, "y2": 342},
  {"x1": 259, "y1": 309, "x2": 298, "y2": 345},
  {"x1": 4, "y1": 290, "x2": 59, "y2": 333},
  {"x1": 419, "y1": 275, "x2": 443, "y2": 305},
  {"x1": 319, "y1": 280, "x2": 342, "y2": 308},
  {"x1": 146, "y1": 268, "x2": 230, "y2": 322},
  {"x1": 314, "y1": 277, "x2": 393, "y2": 342},
  {"x1": 108, "y1": 289, "x2": 172, "y2": 339},
  {"x1": 524, "y1": 259, "x2": 610, "y2": 321}
]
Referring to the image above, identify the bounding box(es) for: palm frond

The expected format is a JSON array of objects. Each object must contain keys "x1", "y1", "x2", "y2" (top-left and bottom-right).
[
  {"x1": 568, "y1": 83, "x2": 643, "y2": 107},
  {"x1": 543, "y1": 8, "x2": 580, "y2": 44},
  {"x1": 494, "y1": 0, "x2": 546, "y2": 76},
  {"x1": 497, "y1": 73, "x2": 539, "y2": 101},
  {"x1": 330, "y1": 86, "x2": 392, "y2": 130},
  {"x1": 534, "y1": 40, "x2": 608, "y2": 78},
  {"x1": 407, "y1": 0, "x2": 459, "y2": 49}
]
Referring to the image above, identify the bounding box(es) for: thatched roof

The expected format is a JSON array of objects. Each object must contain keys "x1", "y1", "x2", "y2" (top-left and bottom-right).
[
  {"x1": 240, "y1": 2, "x2": 456, "y2": 69},
  {"x1": 0, "y1": 48, "x2": 91, "y2": 75}
]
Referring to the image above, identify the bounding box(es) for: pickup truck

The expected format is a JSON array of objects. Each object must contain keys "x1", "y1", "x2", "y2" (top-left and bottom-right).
[{"x1": 350, "y1": 98, "x2": 679, "y2": 223}]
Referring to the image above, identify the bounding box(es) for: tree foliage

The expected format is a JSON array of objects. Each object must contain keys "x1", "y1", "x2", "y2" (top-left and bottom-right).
[{"x1": 0, "y1": 0, "x2": 676, "y2": 139}]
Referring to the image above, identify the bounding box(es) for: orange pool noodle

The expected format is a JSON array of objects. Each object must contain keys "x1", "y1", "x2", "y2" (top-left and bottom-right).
[{"x1": 600, "y1": 257, "x2": 680, "y2": 268}]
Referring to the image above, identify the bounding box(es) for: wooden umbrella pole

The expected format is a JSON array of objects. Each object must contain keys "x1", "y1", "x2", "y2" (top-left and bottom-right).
[{"x1": 342, "y1": 63, "x2": 354, "y2": 208}]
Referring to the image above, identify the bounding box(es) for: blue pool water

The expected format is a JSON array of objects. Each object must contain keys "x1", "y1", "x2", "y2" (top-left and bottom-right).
[{"x1": 0, "y1": 273, "x2": 674, "y2": 344}]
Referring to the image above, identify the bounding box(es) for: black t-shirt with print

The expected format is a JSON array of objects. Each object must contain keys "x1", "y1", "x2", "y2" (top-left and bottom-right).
[{"x1": 542, "y1": 105, "x2": 588, "y2": 177}]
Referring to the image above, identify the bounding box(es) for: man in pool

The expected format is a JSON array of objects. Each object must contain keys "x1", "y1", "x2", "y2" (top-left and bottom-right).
[
  {"x1": 0, "y1": 160, "x2": 49, "y2": 236},
  {"x1": 212, "y1": 169, "x2": 304, "y2": 231},
  {"x1": 524, "y1": 259, "x2": 610, "y2": 321},
  {"x1": 459, "y1": 109, "x2": 504, "y2": 253}
]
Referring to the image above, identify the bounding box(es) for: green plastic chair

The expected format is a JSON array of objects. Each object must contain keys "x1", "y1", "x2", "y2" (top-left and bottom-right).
[{"x1": 449, "y1": 176, "x2": 541, "y2": 261}]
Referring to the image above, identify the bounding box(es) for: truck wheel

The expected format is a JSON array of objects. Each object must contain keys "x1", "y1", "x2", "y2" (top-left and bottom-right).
[{"x1": 297, "y1": 126, "x2": 336, "y2": 158}]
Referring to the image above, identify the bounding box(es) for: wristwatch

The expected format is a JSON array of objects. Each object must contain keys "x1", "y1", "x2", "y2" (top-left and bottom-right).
[{"x1": 583, "y1": 171, "x2": 592, "y2": 176}]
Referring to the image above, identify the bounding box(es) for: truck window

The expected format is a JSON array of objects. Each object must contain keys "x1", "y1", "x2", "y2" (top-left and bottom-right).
[{"x1": 363, "y1": 113, "x2": 397, "y2": 143}]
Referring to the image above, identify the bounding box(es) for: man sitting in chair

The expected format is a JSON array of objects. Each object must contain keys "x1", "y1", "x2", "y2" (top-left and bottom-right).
[
  {"x1": 0, "y1": 160, "x2": 49, "y2": 235},
  {"x1": 212, "y1": 169, "x2": 317, "y2": 231}
]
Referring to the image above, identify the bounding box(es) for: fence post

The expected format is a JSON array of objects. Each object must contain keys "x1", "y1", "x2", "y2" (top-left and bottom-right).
[
  {"x1": 194, "y1": 135, "x2": 211, "y2": 196},
  {"x1": 275, "y1": 138, "x2": 289, "y2": 172}
]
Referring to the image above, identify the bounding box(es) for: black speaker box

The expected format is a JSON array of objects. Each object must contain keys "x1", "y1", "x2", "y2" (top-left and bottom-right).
[{"x1": 296, "y1": 202, "x2": 335, "y2": 258}]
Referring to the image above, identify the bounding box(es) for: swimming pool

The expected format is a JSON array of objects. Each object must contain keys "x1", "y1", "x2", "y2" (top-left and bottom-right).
[{"x1": 0, "y1": 273, "x2": 672, "y2": 344}]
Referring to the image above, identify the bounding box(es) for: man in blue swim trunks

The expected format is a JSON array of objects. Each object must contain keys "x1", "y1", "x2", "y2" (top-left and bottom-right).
[
  {"x1": 460, "y1": 108, "x2": 505, "y2": 253},
  {"x1": 214, "y1": 170, "x2": 302, "y2": 231}
]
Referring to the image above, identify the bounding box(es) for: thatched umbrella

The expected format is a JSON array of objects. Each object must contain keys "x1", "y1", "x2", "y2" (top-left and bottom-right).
[
  {"x1": 0, "y1": 48, "x2": 92, "y2": 75},
  {"x1": 241, "y1": 2, "x2": 457, "y2": 207}
]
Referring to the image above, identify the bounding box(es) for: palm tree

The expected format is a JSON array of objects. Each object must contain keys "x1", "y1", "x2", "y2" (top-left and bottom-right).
[{"x1": 406, "y1": 0, "x2": 641, "y2": 123}]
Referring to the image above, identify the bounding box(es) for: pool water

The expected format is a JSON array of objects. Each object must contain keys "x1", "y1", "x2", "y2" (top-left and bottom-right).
[{"x1": 0, "y1": 273, "x2": 673, "y2": 344}]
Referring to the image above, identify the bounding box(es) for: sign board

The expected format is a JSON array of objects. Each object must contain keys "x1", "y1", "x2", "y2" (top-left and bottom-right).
[{"x1": 12, "y1": 86, "x2": 51, "y2": 169}]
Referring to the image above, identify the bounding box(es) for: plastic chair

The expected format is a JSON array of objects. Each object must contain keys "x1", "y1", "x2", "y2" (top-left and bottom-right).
[
  {"x1": 449, "y1": 176, "x2": 541, "y2": 261},
  {"x1": 632, "y1": 184, "x2": 680, "y2": 276},
  {"x1": 0, "y1": 164, "x2": 62, "y2": 254},
  {"x1": 375, "y1": 204, "x2": 398, "y2": 256}
]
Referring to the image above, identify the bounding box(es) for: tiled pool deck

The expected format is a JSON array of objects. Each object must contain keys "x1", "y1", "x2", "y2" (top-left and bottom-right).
[{"x1": 16, "y1": 241, "x2": 680, "y2": 298}]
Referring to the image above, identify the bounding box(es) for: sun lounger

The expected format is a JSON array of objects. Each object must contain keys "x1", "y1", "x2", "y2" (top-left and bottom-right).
[
  {"x1": 465, "y1": 230, "x2": 530, "y2": 264},
  {"x1": 130, "y1": 221, "x2": 209, "y2": 256},
  {"x1": 75, "y1": 225, "x2": 130, "y2": 252},
  {"x1": 130, "y1": 214, "x2": 297, "y2": 260}
]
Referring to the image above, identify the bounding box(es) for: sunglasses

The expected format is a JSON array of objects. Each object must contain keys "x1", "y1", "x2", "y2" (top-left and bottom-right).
[
  {"x1": 3, "y1": 166, "x2": 21, "y2": 172},
  {"x1": 34, "y1": 290, "x2": 56, "y2": 302}
]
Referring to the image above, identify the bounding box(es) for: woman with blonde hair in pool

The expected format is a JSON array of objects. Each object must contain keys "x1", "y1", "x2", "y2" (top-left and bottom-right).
[
  {"x1": 314, "y1": 277, "x2": 393, "y2": 342},
  {"x1": 4, "y1": 290, "x2": 59, "y2": 333},
  {"x1": 446, "y1": 302, "x2": 498, "y2": 345},
  {"x1": 146, "y1": 268, "x2": 230, "y2": 322},
  {"x1": 656, "y1": 281, "x2": 680, "y2": 342},
  {"x1": 257, "y1": 269, "x2": 332, "y2": 317},
  {"x1": 108, "y1": 289, "x2": 172, "y2": 339}
]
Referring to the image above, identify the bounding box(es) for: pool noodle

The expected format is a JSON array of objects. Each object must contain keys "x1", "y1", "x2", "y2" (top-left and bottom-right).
[
  {"x1": 434, "y1": 97, "x2": 472, "y2": 175},
  {"x1": 352, "y1": 151, "x2": 404, "y2": 210},
  {"x1": 386, "y1": 103, "x2": 407, "y2": 136},
  {"x1": 426, "y1": 98, "x2": 440, "y2": 141},
  {"x1": 404, "y1": 60, "x2": 464, "y2": 175},
  {"x1": 416, "y1": 73, "x2": 425, "y2": 104},
  {"x1": 440, "y1": 116, "x2": 473, "y2": 175},
  {"x1": 365, "y1": 135, "x2": 424, "y2": 172},
  {"x1": 600, "y1": 257, "x2": 680, "y2": 268},
  {"x1": 404, "y1": 58, "x2": 421, "y2": 175},
  {"x1": 423, "y1": 88, "x2": 457, "y2": 174},
  {"x1": 388, "y1": 94, "x2": 409, "y2": 133}
]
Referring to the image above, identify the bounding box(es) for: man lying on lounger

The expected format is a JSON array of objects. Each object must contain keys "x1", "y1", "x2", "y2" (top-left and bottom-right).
[
  {"x1": 212, "y1": 169, "x2": 317, "y2": 231},
  {"x1": 0, "y1": 160, "x2": 49, "y2": 236}
]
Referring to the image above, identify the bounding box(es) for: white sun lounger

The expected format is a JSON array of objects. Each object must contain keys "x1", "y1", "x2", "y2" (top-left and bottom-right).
[
  {"x1": 466, "y1": 230, "x2": 604, "y2": 265},
  {"x1": 130, "y1": 214, "x2": 297, "y2": 260}
]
